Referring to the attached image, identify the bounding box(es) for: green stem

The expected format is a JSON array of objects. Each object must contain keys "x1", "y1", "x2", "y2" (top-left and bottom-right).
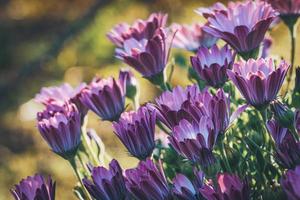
[
  {"x1": 220, "y1": 139, "x2": 232, "y2": 173},
  {"x1": 132, "y1": 93, "x2": 140, "y2": 111},
  {"x1": 157, "y1": 121, "x2": 171, "y2": 135},
  {"x1": 259, "y1": 109, "x2": 270, "y2": 147},
  {"x1": 77, "y1": 152, "x2": 90, "y2": 174},
  {"x1": 159, "y1": 81, "x2": 169, "y2": 91},
  {"x1": 286, "y1": 22, "x2": 298, "y2": 91},
  {"x1": 68, "y1": 156, "x2": 92, "y2": 200},
  {"x1": 167, "y1": 58, "x2": 175, "y2": 83},
  {"x1": 291, "y1": 127, "x2": 300, "y2": 142},
  {"x1": 81, "y1": 116, "x2": 101, "y2": 166}
]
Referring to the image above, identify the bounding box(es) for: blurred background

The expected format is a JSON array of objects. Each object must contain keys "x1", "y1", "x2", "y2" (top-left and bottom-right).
[{"x1": 0, "y1": 0, "x2": 299, "y2": 199}]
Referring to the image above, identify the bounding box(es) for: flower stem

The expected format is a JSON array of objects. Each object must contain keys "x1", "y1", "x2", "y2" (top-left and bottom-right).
[
  {"x1": 157, "y1": 121, "x2": 171, "y2": 135},
  {"x1": 68, "y1": 156, "x2": 92, "y2": 200},
  {"x1": 259, "y1": 109, "x2": 269, "y2": 144},
  {"x1": 286, "y1": 22, "x2": 298, "y2": 91},
  {"x1": 81, "y1": 116, "x2": 101, "y2": 166},
  {"x1": 220, "y1": 141, "x2": 232, "y2": 173},
  {"x1": 132, "y1": 94, "x2": 140, "y2": 111}
]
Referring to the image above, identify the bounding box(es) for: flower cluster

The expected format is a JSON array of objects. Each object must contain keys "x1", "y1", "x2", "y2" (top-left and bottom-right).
[{"x1": 11, "y1": 0, "x2": 300, "y2": 199}]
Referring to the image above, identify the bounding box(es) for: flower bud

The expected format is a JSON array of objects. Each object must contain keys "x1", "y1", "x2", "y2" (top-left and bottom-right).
[
  {"x1": 271, "y1": 100, "x2": 294, "y2": 128},
  {"x1": 119, "y1": 68, "x2": 138, "y2": 100}
]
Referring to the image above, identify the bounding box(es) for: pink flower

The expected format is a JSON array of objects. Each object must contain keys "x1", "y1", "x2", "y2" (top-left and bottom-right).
[
  {"x1": 201, "y1": 1, "x2": 277, "y2": 59},
  {"x1": 35, "y1": 83, "x2": 87, "y2": 116},
  {"x1": 200, "y1": 173, "x2": 250, "y2": 200},
  {"x1": 227, "y1": 58, "x2": 289, "y2": 109},
  {"x1": 107, "y1": 13, "x2": 168, "y2": 47},
  {"x1": 169, "y1": 23, "x2": 217, "y2": 51}
]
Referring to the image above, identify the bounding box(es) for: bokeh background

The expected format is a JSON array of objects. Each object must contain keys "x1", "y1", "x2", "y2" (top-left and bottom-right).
[{"x1": 0, "y1": 0, "x2": 299, "y2": 199}]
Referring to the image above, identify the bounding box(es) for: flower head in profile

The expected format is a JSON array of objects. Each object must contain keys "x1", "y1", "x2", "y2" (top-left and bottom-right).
[
  {"x1": 116, "y1": 28, "x2": 171, "y2": 79},
  {"x1": 35, "y1": 83, "x2": 87, "y2": 116},
  {"x1": 11, "y1": 174, "x2": 56, "y2": 200},
  {"x1": 83, "y1": 159, "x2": 127, "y2": 200},
  {"x1": 168, "y1": 118, "x2": 217, "y2": 166},
  {"x1": 191, "y1": 44, "x2": 236, "y2": 88},
  {"x1": 113, "y1": 106, "x2": 156, "y2": 160},
  {"x1": 80, "y1": 77, "x2": 125, "y2": 121},
  {"x1": 267, "y1": 119, "x2": 300, "y2": 169},
  {"x1": 169, "y1": 23, "x2": 217, "y2": 51},
  {"x1": 201, "y1": 1, "x2": 277, "y2": 59},
  {"x1": 37, "y1": 102, "x2": 81, "y2": 159},
  {"x1": 107, "y1": 12, "x2": 168, "y2": 47},
  {"x1": 281, "y1": 165, "x2": 300, "y2": 200},
  {"x1": 264, "y1": 0, "x2": 300, "y2": 22},
  {"x1": 200, "y1": 173, "x2": 250, "y2": 200},
  {"x1": 125, "y1": 159, "x2": 171, "y2": 200},
  {"x1": 227, "y1": 58, "x2": 289, "y2": 110}
]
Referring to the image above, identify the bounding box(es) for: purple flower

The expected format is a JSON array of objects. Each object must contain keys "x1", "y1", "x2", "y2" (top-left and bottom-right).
[
  {"x1": 35, "y1": 83, "x2": 87, "y2": 116},
  {"x1": 116, "y1": 28, "x2": 171, "y2": 79},
  {"x1": 200, "y1": 173, "x2": 250, "y2": 200},
  {"x1": 113, "y1": 106, "x2": 156, "y2": 160},
  {"x1": 172, "y1": 174, "x2": 198, "y2": 200},
  {"x1": 267, "y1": 119, "x2": 300, "y2": 169},
  {"x1": 191, "y1": 44, "x2": 236, "y2": 88},
  {"x1": 119, "y1": 68, "x2": 138, "y2": 99},
  {"x1": 201, "y1": 1, "x2": 277, "y2": 59},
  {"x1": 107, "y1": 12, "x2": 168, "y2": 47},
  {"x1": 227, "y1": 58, "x2": 289, "y2": 109},
  {"x1": 37, "y1": 102, "x2": 81, "y2": 159},
  {"x1": 83, "y1": 159, "x2": 127, "y2": 200},
  {"x1": 125, "y1": 159, "x2": 171, "y2": 200},
  {"x1": 80, "y1": 77, "x2": 125, "y2": 121},
  {"x1": 11, "y1": 174, "x2": 56, "y2": 200},
  {"x1": 195, "y1": 2, "x2": 228, "y2": 19},
  {"x1": 281, "y1": 165, "x2": 300, "y2": 200},
  {"x1": 264, "y1": 0, "x2": 300, "y2": 19},
  {"x1": 195, "y1": 89, "x2": 231, "y2": 136},
  {"x1": 168, "y1": 118, "x2": 217, "y2": 166},
  {"x1": 148, "y1": 85, "x2": 202, "y2": 129},
  {"x1": 150, "y1": 85, "x2": 237, "y2": 136},
  {"x1": 169, "y1": 23, "x2": 217, "y2": 51}
]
